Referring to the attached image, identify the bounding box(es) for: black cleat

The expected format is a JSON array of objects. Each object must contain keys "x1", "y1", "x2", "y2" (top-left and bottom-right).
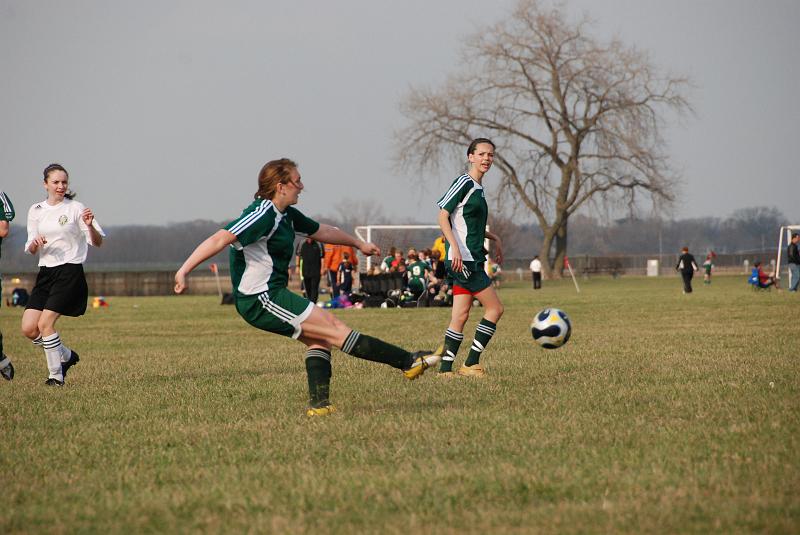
[
  {"x1": 44, "y1": 378, "x2": 64, "y2": 387},
  {"x1": 61, "y1": 350, "x2": 80, "y2": 379},
  {"x1": 0, "y1": 355, "x2": 14, "y2": 381}
]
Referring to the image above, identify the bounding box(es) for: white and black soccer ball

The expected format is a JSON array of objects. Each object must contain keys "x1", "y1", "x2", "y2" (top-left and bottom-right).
[{"x1": 531, "y1": 308, "x2": 572, "y2": 349}]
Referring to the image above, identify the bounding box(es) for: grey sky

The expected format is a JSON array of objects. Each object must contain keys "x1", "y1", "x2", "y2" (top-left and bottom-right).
[{"x1": 1, "y1": 0, "x2": 798, "y2": 226}]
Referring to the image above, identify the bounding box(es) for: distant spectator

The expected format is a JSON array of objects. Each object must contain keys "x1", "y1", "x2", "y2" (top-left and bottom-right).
[
  {"x1": 431, "y1": 234, "x2": 446, "y2": 262},
  {"x1": 337, "y1": 252, "x2": 355, "y2": 295},
  {"x1": 381, "y1": 246, "x2": 396, "y2": 272},
  {"x1": 787, "y1": 233, "x2": 800, "y2": 292},
  {"x1": 324, "y1": 243, "x2": 358, "y2": 297},
  {"x1": 530, "y1": 255, "x2": 542, "y2": 289},
  {"x1": 751, "y1": 261, "x2": 776, "y2": 289},
  {"x1": 390, "y1": 250, "x2": 405, "y2": 271},
  {"x1": 406, "y1": 251, "x2": 430, "y2": 299},
  {"x1": 295, "y1": 237, "x2": 324, "y2": 303},
  {"x1": 675, "y1": 247, "x2": 698, "y2": 294},
  {"x1": 703, "y1": 251, "x2": 716, "y2": 285}
]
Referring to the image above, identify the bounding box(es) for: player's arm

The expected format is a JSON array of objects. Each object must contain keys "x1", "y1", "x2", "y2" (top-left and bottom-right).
[
  {"x1": 311, "y1": 224, "x2": 380, "y2": 257},
  {"x1": 175, "y1": 229, "x2": 237, "y2": 293},
  {"x1": 81, "y1": 208, "x2": 104, "y2": 247},
  {"x1": 0, "y1": 220, "x2": 8, "y2": 238},
  {"x1": 25, "y1": 208, "x2": 46, "y2": 254},
  {"x1": 437, "y1": 209, "x2": 462, "y2": 271},
  {"x1": 484, "y1": 229, "x2": 504, "y2": 264}
]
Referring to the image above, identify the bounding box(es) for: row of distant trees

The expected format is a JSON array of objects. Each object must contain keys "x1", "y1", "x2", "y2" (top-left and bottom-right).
[{"x1": 0, "y1": 206, "x2": 790, "y2": 273}]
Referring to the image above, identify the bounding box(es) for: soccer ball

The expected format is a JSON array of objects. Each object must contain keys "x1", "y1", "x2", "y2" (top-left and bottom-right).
[{"x1": 531, "y1": 308, "x2": 572, "y2": 349}]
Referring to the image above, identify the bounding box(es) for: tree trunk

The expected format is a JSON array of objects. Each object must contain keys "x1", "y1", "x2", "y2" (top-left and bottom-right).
[
  {"x1": 539, "y1": 227, "x2": 559, "y2": 279},
  {"x1": 553, "y1": 219, "x2": 568, "y2": 277}
]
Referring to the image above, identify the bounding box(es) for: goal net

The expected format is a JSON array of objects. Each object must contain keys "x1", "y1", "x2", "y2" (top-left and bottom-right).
[{"x1": 354, "y1": 225, "x2": 442, "y2": 272}]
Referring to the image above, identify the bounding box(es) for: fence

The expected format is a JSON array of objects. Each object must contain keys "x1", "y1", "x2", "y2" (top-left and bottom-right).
[{"x1": 1, "y1": 250, "x2": 786, "y2": 299}]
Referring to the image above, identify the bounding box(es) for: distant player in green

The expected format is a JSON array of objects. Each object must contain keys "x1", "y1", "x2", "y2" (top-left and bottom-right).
[
  {"x1": 406, "y1": 251, "x2": 430, "y2": 299},
  {"x1": 175, "y1": 158, "x2": 441, "y2": 416},
  {"x1": 0, "y1": 191, "x2": 15, "y2": 380},
  {"x1": 436, "y1": 138, "x2": 504, "y2": 378}
]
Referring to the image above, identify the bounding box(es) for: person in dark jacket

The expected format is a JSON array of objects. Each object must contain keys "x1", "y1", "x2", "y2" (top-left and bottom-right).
[
  {"x1": 675, "y1": 247, "x2": 698, "y2": 293},
  {"x1": 295, "y1": 237, "x2": 324, "y2": 303},
  {"x1": 787, "y1": 233, "x2": 800, "y2": 292}
]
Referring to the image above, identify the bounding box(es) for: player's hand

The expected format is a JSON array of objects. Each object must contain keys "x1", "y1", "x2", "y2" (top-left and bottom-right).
[
  {"x1": 28, "y1": 235, "x2": 47, "y2": 253},
  {"x1": 450, "y1": 249, "x2": 463, "y2": 274},
  {"x1": 495, "y1": 242, "x2": 504, "y2": 265},
  {"x1": 174, "y1": 271, "x2": 187, "y2": 294},
  {"x1": 358, "y1": 241, "x2": 380, "y2": 257},
  {"x1": 81, "y1": 208, "x2": 94, "y2": 226}
]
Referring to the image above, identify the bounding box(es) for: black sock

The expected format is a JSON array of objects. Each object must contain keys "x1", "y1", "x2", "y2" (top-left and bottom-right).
[
  {"x1": 341, "y1": 330, "x2": 411, "y2": 369},
  {"x1": 465, "y1": 318, "x2": 497, "y2": 366},
  {"x1": 306, "y1": 348, "x2": 332, "y2": 406}
]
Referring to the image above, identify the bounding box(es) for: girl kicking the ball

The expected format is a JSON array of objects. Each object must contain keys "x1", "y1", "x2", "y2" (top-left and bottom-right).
[
  {"x1": 435, "y1": 138, "x2": 504, "y2": 377},
  {"x1": 174, "y1": 158, "x2": 440, "y2": 416}
]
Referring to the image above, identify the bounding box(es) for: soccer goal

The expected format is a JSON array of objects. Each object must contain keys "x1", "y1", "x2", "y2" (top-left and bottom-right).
[
  {"x1": 354, "y1": 225, "x2": 441, "y2": 271},
  {"x1": 775, "y1": 224, "x2": 800, "y2": 284}
]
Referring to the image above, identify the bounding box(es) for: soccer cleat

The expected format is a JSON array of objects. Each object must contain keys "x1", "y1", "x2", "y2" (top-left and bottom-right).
[
  {"x1": 402, "y1": 350, "x2": 442, "y2": 380},
  {"x1": 437, "y1": 371, "x2": 457, "y2": 378},
  {"x1": 457, "y1": 363, "x2": 486, "y2": 378},
  {"x1": 44, "y1": 378, "x2": 64, "y2": 387},
  {"x1": 61, "y1": 350, "x2": 80, "y2": 380},
  {"x1": 0, "y1": 355, "x2": 14, "y2": 381},
  {"x1": 306, "y1": 402, "x2": 337, "y2": 417}
]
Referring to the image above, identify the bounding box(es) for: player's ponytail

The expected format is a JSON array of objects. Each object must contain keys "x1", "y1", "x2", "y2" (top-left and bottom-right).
[
  {"x1": 254, "y1": 158, "x2": 298, "y2": 200},
  {"x1": 43, "y1": 163, "x2": 76, "y2": 199}
]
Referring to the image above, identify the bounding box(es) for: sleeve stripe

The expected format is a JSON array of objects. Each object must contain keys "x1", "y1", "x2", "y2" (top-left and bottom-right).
[
  {"x1": 0, "y1": 192, "x2": 11, "y2": 215},
  {"x1": 437, "y1": 174, "x2": 471, "y2": 209},
  {"x1": 228, "y1": 200, "x2": 272, "y2": 235}
]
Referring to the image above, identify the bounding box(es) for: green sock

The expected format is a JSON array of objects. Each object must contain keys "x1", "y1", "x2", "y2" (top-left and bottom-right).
[
  {"x1": 439, "y1": 328, "x2": 463, "y2": 372},
  {"x1": 465, "y1": 318, "x2": 497, "y2": 367},
  {"x1": 341, "y1": 330, "x2": 411, "y2": 369},
  {"x1": 305, "y1": 349, "x2": 332, "y2": 407}
]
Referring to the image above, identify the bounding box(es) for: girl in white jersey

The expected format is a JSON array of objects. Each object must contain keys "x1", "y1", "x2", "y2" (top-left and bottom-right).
[
  {"x1": 21, "y1": 164, "x2": 105, "y2": 386},
  {"x1": 174, "y1": 158, "x2": 440, "y2": 416},
  {"x1": 436, "y1": 138, "x2": 504, "y2": 378}
]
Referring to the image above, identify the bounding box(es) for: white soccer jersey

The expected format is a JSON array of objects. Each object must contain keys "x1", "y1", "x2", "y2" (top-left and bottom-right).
[{"x1": 25, "y1": 198, "x2": 105, "y2": 267}]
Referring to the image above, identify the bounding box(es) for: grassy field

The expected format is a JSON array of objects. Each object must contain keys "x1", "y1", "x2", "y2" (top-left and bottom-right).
[{"x1": 1, "y1": 275, "x2": 798, "y2": 534}]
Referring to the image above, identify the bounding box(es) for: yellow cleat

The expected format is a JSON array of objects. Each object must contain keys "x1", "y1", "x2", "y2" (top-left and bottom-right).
[
  {"x1": 306, "y1": 404, "x2": 337, "y2": 417},
  {"x1": 402, "y1": 350, "x2": 442, "y2": 380},
  {"x1": 457, "y1": 363, "x2": 486, "y2": 378},
  {"x1": 437, "y1": 371, "x2": 457, "y2": 378}
]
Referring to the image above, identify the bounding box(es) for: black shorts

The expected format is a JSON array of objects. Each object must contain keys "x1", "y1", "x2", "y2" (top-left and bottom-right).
[{"x1": 27, "y1": 263, "x2": 88, "y2": 317}]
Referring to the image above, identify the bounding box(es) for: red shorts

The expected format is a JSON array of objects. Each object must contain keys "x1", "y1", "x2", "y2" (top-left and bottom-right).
[{"x1": 453, "y1": 284, "x2": 480, "y2": 296}]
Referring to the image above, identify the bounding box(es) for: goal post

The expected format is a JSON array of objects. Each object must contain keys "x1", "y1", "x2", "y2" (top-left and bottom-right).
[{"x1": 354, "y1": 225, "x2": 441, "y2": 271}]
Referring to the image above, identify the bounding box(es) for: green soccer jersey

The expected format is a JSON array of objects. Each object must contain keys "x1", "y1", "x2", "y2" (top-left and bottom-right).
[
  {"x1": 407, "y1": 260, "x2": 429, "y2": 283},
  {"x1": 437, "y1": 174, "x2": 488, "y2": 262},
  {"x1": 224, "y1": 199, "x2": 320, "y2": 297},
  {"x1": 0, "y1": 191, "x2": 15, "y2": 259}
]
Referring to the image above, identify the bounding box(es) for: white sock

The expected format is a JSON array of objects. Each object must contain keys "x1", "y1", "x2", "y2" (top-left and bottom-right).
[
  {"x1": 42, "y1": 333, "x2": 64, "y2": 381},
  {"x1": 60, "y1": 343, "x2": 72, "y2": 363}
]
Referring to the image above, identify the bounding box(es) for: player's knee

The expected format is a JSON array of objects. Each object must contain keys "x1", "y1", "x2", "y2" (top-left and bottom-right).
[{"x1": 21, "y1": 322, "x2": 38, "y2": 340}]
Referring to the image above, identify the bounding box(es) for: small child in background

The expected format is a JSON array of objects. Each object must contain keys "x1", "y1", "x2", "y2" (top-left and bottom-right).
[
  {"x1": 703, "y1": 251, "x2": 716, "y2": 285},
  {"x1": 337, "y1": 253, "x2": 354, "y2": 296}
]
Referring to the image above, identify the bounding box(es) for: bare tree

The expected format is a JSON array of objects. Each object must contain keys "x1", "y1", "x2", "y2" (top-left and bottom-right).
[{"x1": 396, "y1": 0, "x2": 691, "y2": 277}]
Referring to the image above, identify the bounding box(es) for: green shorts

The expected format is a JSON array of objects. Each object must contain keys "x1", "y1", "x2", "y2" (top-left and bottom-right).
[
  {"x1": 235, "y1": 287, "x2": 315, "y2": 339},
  {"x1": 445, "y1": 260, "x2": 492, "y2": 294}
]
